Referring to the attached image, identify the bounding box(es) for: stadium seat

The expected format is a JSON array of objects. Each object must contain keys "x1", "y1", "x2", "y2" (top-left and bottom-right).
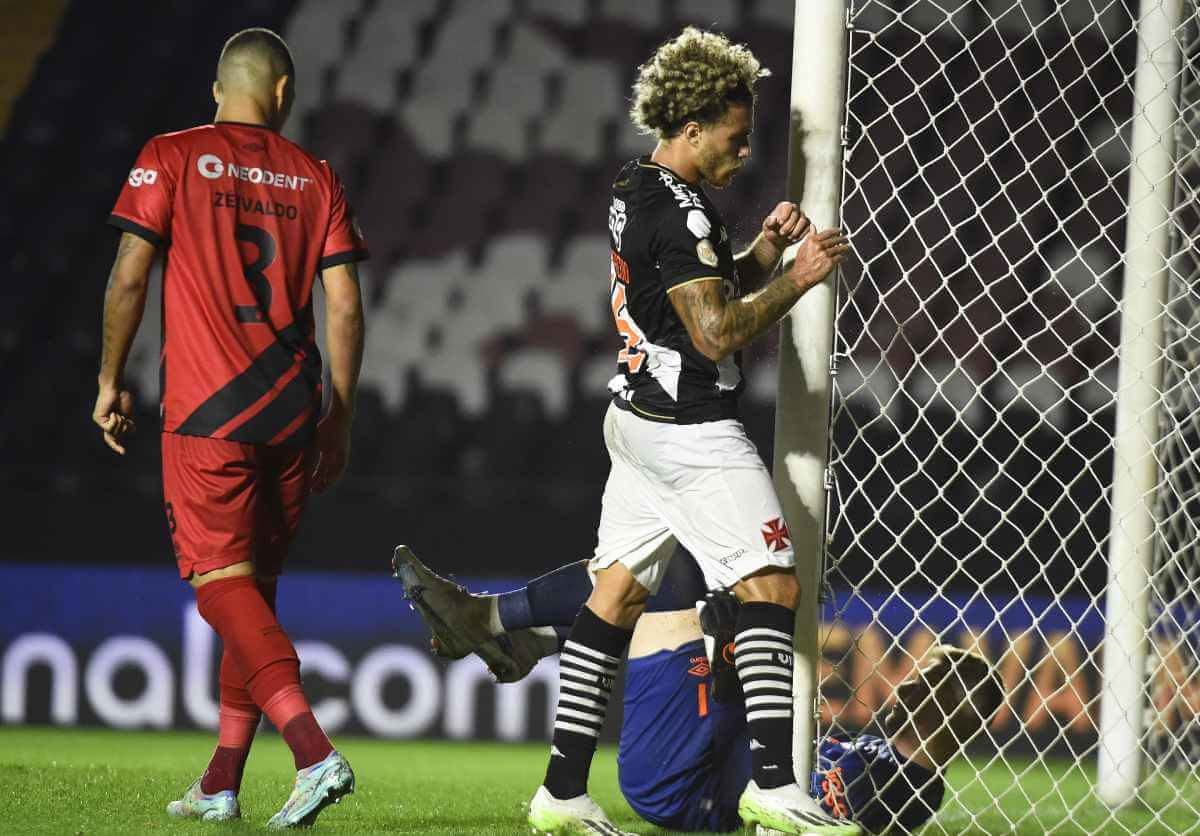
[
  {"x1": 425, "y1": 9, "x2": 504, "y2": 76},
  {"x1": 505, "y1": 22, "x2": 571, "y2": 74},
  {"x1": 284, "y1": 0, "x2": 361, "y2": 130},
  {"x1": 538, "y1": 275, "x2": 611, "y2": 335},
  {"x1": 580, "y1": 353, "x2": 620, "y2": 401},
  {"x1": 356, "y1": 128, "x2": 433, "y2": 253},
  {"x1": 380, "y1": 251, "x2": 465, "y2": 326},
  {"x1": 481, "y1": 64, "x2": 550, "y2": 118},
  {"x1": 541, "y1": 61, "x2": 624, "y2": 161},
  {"x1": 307, "y1": 101, "x2": 377, "y2": 176},
  {"x1": 466, "y1": 64, "x2": 549, "y2": 159},
  {"x1": 333, "y1": 3, "x2": 427, "y2": 110},
  {"x1": 479, "y1": 233, "x2": 551, "y2": 282},
  {"x1": 419, "y1": 346, "x2": 490, "y2": 416},
  {"x1": 359, "y1": 311, "x2": 429, "y2": 410},
  {"x1": 466, "y1": 102, "x2": 529, "y2": 160},
  {"x1": 615, "y1": 117, "x2": 653, "y2": 159},
  {"x1": 445, "y1": 151, "x2": 512, "y2": 209},
  {"x1": 498, "y1": 348, "x2": 570, "y2": 419},
  {"x1": 399, "y1": 98, "x2": 462, "y2": 158},
  {"x1": 559, "y1": 236, "x2": 614, "y2": 281}
]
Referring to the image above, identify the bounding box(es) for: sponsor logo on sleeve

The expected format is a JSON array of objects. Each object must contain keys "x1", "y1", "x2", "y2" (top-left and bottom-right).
[
  {"x1": 686, "y1": 209, "x2": 711, "y2": 239},
  {"x1": 127, "y1": 168, "x2": 158, "y2": 187},
  {"x1": 608, "y1": 197, "x2": 627, "y2": 250}
]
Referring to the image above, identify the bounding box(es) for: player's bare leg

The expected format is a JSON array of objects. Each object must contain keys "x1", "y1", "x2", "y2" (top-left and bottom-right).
[{"x1": 528, "y1": 564, "x2": 645, "y2": 835}]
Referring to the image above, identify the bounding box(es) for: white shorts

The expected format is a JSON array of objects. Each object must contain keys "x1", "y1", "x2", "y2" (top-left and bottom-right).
[{"x1": 590, "y1": 402, "x2": 796, "y2": 593}]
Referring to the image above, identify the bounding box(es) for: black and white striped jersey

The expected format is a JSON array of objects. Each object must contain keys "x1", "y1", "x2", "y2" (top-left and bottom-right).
[{"x1": 606, "y1": 156, "x2": 744, "y2": 424}]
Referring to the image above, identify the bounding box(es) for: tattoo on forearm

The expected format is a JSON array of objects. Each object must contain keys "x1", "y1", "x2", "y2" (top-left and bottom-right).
[
  {"x1": 99, "y1": 233, "x2": 150, "y2": 383},
  {"x1": 670, "y1": 274, "x2": 802, "y2": 359}
]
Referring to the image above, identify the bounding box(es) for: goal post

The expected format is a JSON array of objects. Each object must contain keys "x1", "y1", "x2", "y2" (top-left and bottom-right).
[
  {"x1": 775, "y1": 0, "x2": 849, "y2": 781},
  {"x1": 1096, "y1": 0, "x2": 1185, "y2": 808},
  {"x1": 776, "y1": 0, "x2": 1200, "y2": 831}
]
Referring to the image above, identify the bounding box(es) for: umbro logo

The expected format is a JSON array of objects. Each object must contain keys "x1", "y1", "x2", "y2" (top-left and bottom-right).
[
  {"x1": 750, "y1": 738, "x2": 766, "y2": 751},
  {"x1": 551, "y1": 745, "x2": 565, "y2": 758}
]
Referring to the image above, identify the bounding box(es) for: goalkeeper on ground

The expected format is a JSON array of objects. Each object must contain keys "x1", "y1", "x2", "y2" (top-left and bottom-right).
[{"x1": 393, "y1": 547, "x2": 1006, "y2": 834}]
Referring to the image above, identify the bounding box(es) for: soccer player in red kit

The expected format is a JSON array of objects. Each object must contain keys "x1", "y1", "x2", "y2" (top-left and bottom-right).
[{"x1": 92, "y1": 29, "x2": 366, "y2": 829}]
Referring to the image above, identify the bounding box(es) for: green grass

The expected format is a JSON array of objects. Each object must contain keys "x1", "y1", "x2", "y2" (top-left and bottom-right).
[{"x1": 0, "y1": 728, "x2": 1195, "y2": 834}]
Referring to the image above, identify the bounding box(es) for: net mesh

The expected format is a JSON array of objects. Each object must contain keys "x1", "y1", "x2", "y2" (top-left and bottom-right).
[{"x1": 818, "y1": 1, "x2": 1200, "y2": 832}]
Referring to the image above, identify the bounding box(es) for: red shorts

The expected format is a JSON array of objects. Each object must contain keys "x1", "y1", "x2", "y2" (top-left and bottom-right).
[{"x1": 161, "y1": 432, "x2": 312, "y2": 579}]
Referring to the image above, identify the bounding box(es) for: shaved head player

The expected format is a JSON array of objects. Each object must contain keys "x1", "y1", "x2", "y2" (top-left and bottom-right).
[{"x1": 93, "y1": 28, "x2": 367, "y2": 829}]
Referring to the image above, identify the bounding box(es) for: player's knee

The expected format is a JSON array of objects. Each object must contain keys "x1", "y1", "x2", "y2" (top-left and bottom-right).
[
  {"x1": 733, "y1": 567, "x2": 800, "y2": 609},
  {"x1": 588, "y1": 565, "x2": 650, "y2": 628}
]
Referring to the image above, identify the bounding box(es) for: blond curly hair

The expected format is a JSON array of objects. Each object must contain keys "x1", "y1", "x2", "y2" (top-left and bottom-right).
[{"x1": 630, "y1": 27, "x2": 769, "y2": 139}]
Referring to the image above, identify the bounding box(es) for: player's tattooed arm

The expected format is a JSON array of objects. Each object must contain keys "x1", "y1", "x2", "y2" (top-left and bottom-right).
[
  {"x1": 669, "y1": 227, "x2": 850, "y2": 362},
  {"x1": 98, "y1": 232, "x2": 156, "y2": 389},
  {"x1": 94, "y1": 231, "x2": 156, "y2": 454}
]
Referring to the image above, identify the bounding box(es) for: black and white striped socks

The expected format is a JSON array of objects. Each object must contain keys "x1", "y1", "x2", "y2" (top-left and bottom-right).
[
  {"x1": 544, "y1": 606, "x2": 632, "y2": 800},
  {"x1": 734, "y1": 601, "x2": 798, "y2": 790}
]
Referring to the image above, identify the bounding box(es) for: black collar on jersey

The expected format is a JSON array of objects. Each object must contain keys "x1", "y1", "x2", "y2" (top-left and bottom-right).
[
  {"x1": 639, "y1": 155, "x2": 699, "y2": 185},
  {"x1": 214, "y1": 120, "x2": 275, "y2": 131}
]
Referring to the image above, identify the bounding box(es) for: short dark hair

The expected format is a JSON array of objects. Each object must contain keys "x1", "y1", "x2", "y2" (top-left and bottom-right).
[{"x1": 218, "y1": 27, "x2": 295, "y2": 82}]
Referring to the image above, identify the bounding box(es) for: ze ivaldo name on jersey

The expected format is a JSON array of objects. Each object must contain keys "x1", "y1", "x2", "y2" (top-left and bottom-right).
[{"x1": 212, "y1": 191, "x2": 299, "y2": 220}]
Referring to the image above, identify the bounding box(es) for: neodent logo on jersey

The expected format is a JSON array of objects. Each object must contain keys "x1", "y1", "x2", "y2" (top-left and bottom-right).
[{"x1": 196, "y1": 153, "x2": 312, "y2": 191}]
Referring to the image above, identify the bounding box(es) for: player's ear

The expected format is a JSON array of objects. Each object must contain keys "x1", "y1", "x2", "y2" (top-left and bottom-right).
[
  {"x1": 684, "y1": 120, "x2": 704, "y2": 147},
  {"x1": 275, "y1": 74, "x2": 293, "y2": 123},
  {"x1": 212, "y1": 80, "x2": 222, "y2": 105}
]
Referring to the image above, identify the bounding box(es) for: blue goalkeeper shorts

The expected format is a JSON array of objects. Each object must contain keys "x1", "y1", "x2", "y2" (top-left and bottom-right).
[{"x1": 617, "y1": 639, "x2": 750, "y2": 832}]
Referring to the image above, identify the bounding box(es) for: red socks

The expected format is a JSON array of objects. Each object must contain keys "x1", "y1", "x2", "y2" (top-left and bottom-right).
[{"x1": 195, "y1": 577, "x2": 333, "y2": 772}]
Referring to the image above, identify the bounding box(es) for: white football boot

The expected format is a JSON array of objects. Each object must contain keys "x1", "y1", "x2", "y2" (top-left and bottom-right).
[
  {"x1": 739, "y1": 780, "x2": 862, "y2": 835},
  {"x1": 265, "y1": 750, "x2": 355, "y2": 829},
  {"x1": 528, "y1": 786, "x2": 638, "y2": 835},
  {"x1": 166, "y1": 778, "x2": 239, "y2": 821}
]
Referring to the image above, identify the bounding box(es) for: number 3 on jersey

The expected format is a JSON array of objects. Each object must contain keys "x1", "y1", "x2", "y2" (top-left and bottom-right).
[
  {"x1": 234, "y1": 223, "x2": 276, "y2": 324},
  {"x1": 610, "y1": 250, "x2": 646, "y2": 373}
]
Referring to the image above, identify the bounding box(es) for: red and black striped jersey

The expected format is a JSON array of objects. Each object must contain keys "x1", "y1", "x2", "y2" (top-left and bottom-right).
[{"x1": 109, "y1": 121, "x2": 368, "y2": 447}]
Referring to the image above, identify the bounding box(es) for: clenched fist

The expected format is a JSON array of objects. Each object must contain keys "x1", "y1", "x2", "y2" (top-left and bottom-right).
[
  {"x1": 762, "y1": 201, "x2": 811, "y2": 249},
  {"x1": 93, "y1": 385, "x2": 136, "y2": 455}
]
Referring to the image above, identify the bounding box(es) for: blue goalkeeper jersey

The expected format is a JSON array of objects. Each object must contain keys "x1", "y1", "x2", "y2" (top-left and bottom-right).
[{"x1": 812, "y1": 735, "x2": 944, "y2": 834}]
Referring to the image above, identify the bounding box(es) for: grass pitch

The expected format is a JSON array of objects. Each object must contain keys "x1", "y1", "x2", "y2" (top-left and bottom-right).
[{"x1": 0, "y1": 728, "x2": 1195, "y2": 834}]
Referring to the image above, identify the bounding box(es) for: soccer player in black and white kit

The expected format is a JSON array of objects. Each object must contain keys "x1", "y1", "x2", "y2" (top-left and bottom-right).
[{"x1": 524, "y1": 28, "x2": 855, "y2": 836}]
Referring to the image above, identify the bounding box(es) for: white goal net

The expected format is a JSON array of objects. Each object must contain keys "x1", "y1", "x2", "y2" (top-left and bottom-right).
[{"x1": 815, "y1": 1, "x2": 1200, "y2": 832}]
